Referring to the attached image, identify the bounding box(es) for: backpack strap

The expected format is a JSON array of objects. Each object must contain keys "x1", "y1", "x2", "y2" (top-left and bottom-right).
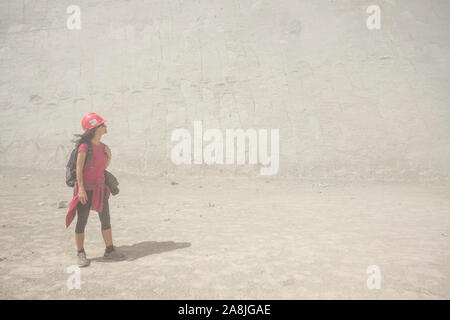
[{"x1": 83, "y1": 141, "x2": 107, "y2": 169}]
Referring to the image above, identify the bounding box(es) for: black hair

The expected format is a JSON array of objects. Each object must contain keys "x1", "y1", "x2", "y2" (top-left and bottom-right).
[{"x1": 71, "y1": 126, "x2": 102, "y2": 149}]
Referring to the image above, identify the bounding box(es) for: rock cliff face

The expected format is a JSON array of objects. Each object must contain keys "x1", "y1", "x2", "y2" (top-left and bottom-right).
[{"x1": 0, "y1": 0, "x2": 449, "y2": 179}]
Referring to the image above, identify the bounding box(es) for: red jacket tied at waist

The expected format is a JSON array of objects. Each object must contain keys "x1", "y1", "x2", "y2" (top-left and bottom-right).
[{"x1": 66, "y1": 183, "x2": 111, "y2": 228}]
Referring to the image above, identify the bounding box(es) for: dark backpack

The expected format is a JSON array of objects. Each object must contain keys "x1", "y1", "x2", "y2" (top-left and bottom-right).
[{"x1": 65, "y1": 141, "x2": 95, "y2": 187}]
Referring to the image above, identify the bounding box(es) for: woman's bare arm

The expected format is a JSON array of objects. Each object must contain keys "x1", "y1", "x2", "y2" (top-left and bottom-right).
[{"x1": 77, "y1": 149, "x2": 86, "y2": 190}]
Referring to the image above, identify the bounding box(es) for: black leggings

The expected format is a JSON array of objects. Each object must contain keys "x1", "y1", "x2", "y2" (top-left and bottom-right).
[{"x1": 75, "y1": 189, "x2": 111, "y2": 234}]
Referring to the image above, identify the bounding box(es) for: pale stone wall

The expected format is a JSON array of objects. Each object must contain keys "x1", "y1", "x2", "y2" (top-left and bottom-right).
[{"x1": 0, "y1": 0, "x2": 449, "y2": 179}]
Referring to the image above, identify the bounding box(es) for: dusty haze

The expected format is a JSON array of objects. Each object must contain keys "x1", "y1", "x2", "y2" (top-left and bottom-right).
[{"x1": 0, "y1": 0, "x2": 449, "y2": 301}]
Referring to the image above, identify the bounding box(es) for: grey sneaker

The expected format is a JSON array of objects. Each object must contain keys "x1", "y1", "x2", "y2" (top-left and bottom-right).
[
  {"x1": 103, "y1": 247, "x2": 126, "y2": 261},
  {"x1": 77, "y1": 251, "x2": 90, "y2": 268}
]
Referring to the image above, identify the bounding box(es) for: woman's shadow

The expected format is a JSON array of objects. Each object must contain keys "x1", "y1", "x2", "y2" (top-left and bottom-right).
[{"x1": 92, "y1": 241, "x2": 191, "y2": 262}]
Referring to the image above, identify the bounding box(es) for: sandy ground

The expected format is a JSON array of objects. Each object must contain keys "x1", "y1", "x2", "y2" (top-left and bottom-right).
[{"x1": 0, "y1": 166, "x2": 449, "y2": 299}]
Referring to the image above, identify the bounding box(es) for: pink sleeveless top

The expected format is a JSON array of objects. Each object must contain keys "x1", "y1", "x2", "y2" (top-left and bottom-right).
[
  {"x1": 65, "y1": 141, "x2": 111, "y2": 228},
  {"x1": 78, "y1": 142, "x2": 108, "y2": 184}
]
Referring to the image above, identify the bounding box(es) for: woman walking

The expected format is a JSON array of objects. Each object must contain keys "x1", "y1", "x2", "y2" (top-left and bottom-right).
[{"x1": 66, "y1": 112, "x2": 125, "y2": 267}]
